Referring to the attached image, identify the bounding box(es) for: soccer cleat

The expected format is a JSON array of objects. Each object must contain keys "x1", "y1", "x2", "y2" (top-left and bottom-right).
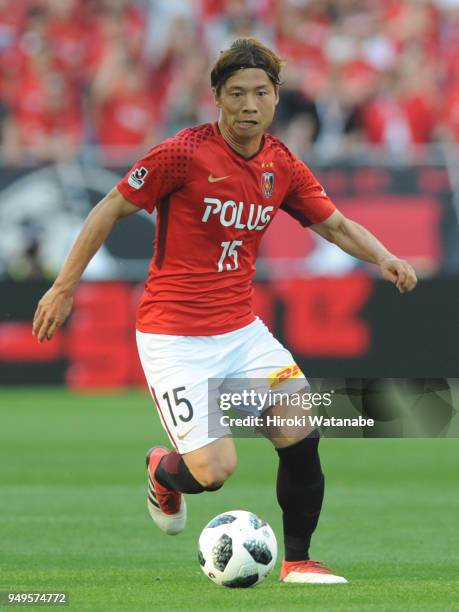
[
  {"x1": 280, "y1": 560, "x2": 348, "y2": 584},
  {"x1": 146, "y1": 447, "x2": 187, "y2": 535}
]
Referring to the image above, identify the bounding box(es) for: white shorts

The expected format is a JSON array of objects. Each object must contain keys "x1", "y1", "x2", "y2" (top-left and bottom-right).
[{"x1": 136, "y1": 317, "x2": 307, "y2": 454}]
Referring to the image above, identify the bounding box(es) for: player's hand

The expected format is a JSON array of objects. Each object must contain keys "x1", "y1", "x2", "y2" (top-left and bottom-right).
[
  {"x1": 32, "y1": 286, "x2": 74, "y2": 342},
  {"x1": 379, "y1": 257, "x2": 417, "y2": 293}
]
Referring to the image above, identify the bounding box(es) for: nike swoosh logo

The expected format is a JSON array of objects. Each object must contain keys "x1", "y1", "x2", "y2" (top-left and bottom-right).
[
  {"x1": 208, "y1": 174, "x2": 231, "y2": 183},
  {"x1": 176, "y1": 426, "x2": 196, "y2": 441}
]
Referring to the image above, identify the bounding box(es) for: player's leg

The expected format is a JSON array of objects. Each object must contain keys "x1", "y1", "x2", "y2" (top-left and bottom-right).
[
  {"x1": 263, "y1": 418, "x2": 345, "y2": 582},
  {"x1": 258, "y1": 400, "x2": 323, "y2": 556},
  {"x1": 152, "y1": 436, "x2": 237, "y2": 493},
  {"x1": 146, "y1": 437, "x2": 236, "y2": 535},
  {"x1": 137, "y1": 330, "x2": 236, "y2": 535},
  {"x1": 227, "y1": 318, "x2": 347, "y2": 583},
  {"x1": 262, "y1": 398, "x2": 346, "y2": 583}
]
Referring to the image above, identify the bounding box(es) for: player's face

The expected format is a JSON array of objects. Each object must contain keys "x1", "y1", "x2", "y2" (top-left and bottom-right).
[{"x1": 214, "y1": 68, "x2": 279, "y2": 140}]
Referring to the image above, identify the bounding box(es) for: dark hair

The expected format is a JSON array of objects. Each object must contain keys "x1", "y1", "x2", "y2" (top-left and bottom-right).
[{"x1": 211, "y1": 38, "x2": 284, "y2": 94}]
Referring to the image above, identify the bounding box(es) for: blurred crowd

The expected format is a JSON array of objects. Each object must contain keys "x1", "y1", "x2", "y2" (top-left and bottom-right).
[{"x1": 2, "y1": 0, "x2": 459, "y2": 164}]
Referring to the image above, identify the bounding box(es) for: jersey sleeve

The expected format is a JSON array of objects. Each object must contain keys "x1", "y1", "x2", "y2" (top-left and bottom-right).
[
  {"x1": 281, "y1": 155, "x2": 336, "y2": 227},
  {"x1": 116, "y1": 129, "x2": 193, "y2": 213}
]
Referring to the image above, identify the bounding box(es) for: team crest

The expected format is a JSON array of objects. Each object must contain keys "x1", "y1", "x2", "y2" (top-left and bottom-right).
[{"x1": 261, "y1": 172, "x2": 274, "y2": 198}]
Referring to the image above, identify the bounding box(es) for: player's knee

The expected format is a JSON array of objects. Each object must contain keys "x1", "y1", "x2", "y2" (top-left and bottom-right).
[{"x1": 195, "y1": 457, "x2": 237, "y2": 490}]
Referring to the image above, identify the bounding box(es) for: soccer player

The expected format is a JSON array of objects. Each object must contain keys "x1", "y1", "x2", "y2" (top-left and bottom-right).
[{"x1": 32, "y1": 38, "x2": 417, "y2": 584}]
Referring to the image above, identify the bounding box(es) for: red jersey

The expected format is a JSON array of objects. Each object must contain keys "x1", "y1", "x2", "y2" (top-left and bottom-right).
[{"x1": 117, "y1": 123, "x2": 335, "y2": 335}]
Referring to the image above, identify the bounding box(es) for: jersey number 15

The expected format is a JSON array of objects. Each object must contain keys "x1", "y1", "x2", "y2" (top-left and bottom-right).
[{"x1": 218, "y1": 240, "x2": 243, "y2": 272}]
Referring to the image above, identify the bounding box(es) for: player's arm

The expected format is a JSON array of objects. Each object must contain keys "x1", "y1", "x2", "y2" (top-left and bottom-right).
[
  {"x1": 32, "y1": 188, "x2": 139, "y2": 342},
  {"x1": 310, "y1": 209, "x2": 418, "y2": 293}
]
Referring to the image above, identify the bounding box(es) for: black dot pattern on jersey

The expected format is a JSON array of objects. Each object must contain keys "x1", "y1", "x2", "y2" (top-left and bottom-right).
[
  {"x1": 206, "y1": 514, "x2": 237, "y2": 528},
  {"x1": 222, "y1": 573, "x2": 259, "y2": 588},
  {"x1": 266, "y1": 132, "x2": 313, "y2": 194},
  {"x1": 212, "y1": 533, "x2": 233, "y2": 571},
  {"x1": 289, "y1": 155, "x2": 314, "y2": 194},
  {"x1": 268, "y1": 133, "x2": 320, "y2": 227},
  {"x1": 143, "y1": 123, "x2": 215, "y2": 193},
  {"x1": 243, "y1": 539, "x2": 273, "y2": 565},
  {"x1": 248, "y1": 513, "x2": 267, "y2": 530}
]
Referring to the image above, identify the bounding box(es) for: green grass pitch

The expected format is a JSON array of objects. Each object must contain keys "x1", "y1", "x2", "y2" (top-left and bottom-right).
[{"x1": 1, "y1": 388, "x2": 458, "y2": 611}]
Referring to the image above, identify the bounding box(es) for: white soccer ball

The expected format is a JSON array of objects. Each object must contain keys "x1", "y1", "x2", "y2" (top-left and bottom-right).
[{"x1": 198, "y1": 510, "x2": 277, "y2": 588}]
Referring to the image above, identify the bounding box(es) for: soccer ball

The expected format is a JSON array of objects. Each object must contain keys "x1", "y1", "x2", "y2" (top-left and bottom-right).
[{"x1": 198, "y1": 510, "x2": 277, "y2": 588}]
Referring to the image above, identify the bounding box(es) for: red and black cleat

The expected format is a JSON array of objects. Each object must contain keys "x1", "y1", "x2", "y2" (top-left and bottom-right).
[
  {"x1": 146, "y1": 447, "x2": 187, "y2": 535},
  {"x1": 280, "y1": 559, "x2": 348, "y2": 584}
]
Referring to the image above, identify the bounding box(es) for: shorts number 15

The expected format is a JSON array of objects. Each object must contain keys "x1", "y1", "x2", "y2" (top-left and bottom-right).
[{"x1": 218, "y1": 240, "x2": 243, "y2": 272}]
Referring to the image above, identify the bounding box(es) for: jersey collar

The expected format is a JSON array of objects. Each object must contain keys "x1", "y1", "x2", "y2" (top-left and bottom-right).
[{"x1": 213, "y1": 122, "x2": 267, "y2": 162}]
